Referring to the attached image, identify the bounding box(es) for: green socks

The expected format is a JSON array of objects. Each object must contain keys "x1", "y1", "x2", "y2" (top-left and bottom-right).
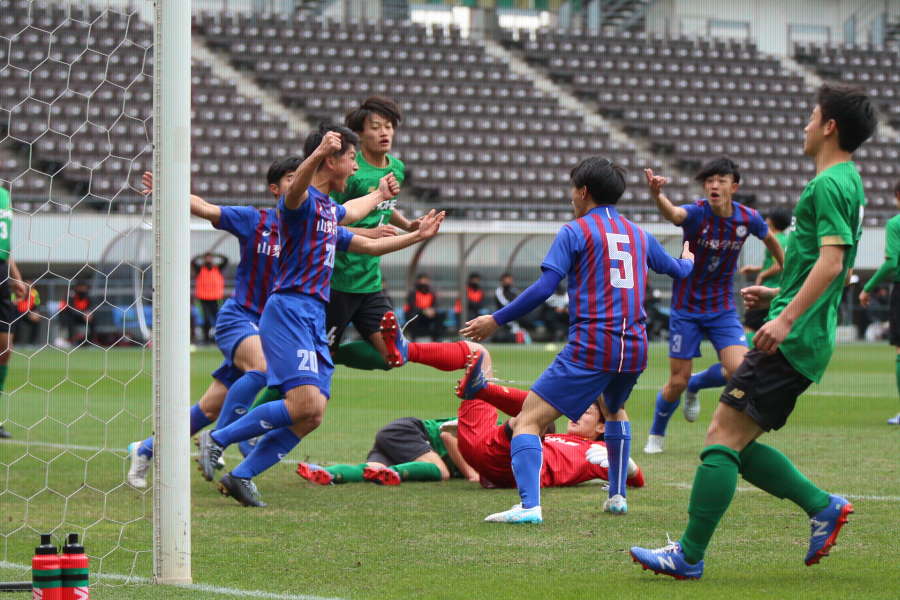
[
  {"x1": 391, "y1": 461, "x2": 442, "y2": 482},
  {"x1": 332, "y1": 342, "x2": 390, "y2": 371},
  {"x1": 249, "y1": 387, "x2": 282, "y2": 411},
  {"x1": 680, "y1": 445, "x2": 740, "y2": 564},
  {"x1": 0, "y1": 364, "x2": 8, "y2": 392},
  {"x1": 325, "y1": 464, "x2": 367, "y2": 484},
  {"x1": 739, "y1": 441, "x2": 830, "y2": 516}
]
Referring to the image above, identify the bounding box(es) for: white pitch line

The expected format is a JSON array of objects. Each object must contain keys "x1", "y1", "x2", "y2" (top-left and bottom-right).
[
  {"x1": 664, "y1": 482, "x2": 900, "y2": 502},
  {"x1": 0, "y1": 561, "x2": 348, "y2": 600}
]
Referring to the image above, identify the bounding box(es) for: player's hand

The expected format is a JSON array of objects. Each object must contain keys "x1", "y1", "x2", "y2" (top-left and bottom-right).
[
  {"x1": 315, "y1": 131, "x2": 343, "y2": 156},
  {"x1": 406, "y1": 217, "x2": 422, "y2": 232},
  {"x1": 644, "y1": 168, "x2": 668, "y2": 200},
  {"x1": 459, "y1": 315, "x2": 499, "y2": 342},
  {"x1": 141, "y1": 171, "x2": 154, "y2": 195},
  {"x1": 754, "y1": 314, "x2": 791, "y2": 354},
  {"x1": 740, "y1": 285, "x2": 778, "y2": 311},
  {"x1": 416, "y1": 209, "x2": 445, "y2": 239},
  {"x1": 680, "y1": 241, "x2": 694, "y2": 262},
  {"x1": 10, "y1": 279, "x2": 27, "y2": 302},
  {"x1": 858, "y1": 290, "x2": 871, "y2": 307},
  {"x1": 377, "y1": 173, "x2": 400, "y2": 200},
  {"x1": 585, "y1": 444, "x2": 609, "y2": 467},
  {"x1": 371, "y1": 225, "x2": 397, "y2": 238},
  {"x1": 739, "y1": 265, "x2": 759, "y2": 275}
]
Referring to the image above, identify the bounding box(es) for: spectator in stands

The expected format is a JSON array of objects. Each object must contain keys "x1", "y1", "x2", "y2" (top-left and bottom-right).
[
  {"x1": 192, "y1": 252, "x2": 228, "y2": 344},
  {"x1": 14, "y1": 281, "x2": 40, "y2": 346},
  {"x1": 495, "y1": 272, "x2": 529, "y2": 343},
  {"x1": 57, "y1": 281, "x2": 92, "y2": 347},
  {"x1": 455, "y1": 272, "x2": 487, "y2": 327},
  {"x1": 540, "y1": 283, "x2": 568, "y2": 342},
  {"x1": 404, "y1": 273, "x2": 444, "y2": 341}
]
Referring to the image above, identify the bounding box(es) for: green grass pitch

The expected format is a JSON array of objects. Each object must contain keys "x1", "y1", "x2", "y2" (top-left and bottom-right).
[{"x1": 1, "y1": 342, "x2": 898, "y2": 599}]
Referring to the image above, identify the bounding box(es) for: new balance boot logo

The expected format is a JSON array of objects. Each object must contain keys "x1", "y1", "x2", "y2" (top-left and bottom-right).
[
  {"x1": 658, "y1": 556, "x2": 676, "y2": 571},
  {"x1": 811, "y1": 519, "x2": 829, "y2": 538}
]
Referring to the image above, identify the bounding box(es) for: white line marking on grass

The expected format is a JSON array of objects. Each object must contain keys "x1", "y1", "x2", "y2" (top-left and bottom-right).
[
  {"x1": 664, "y1": 483, "x2": 900, "y2": 502},
  {"x1": 0, "y1": 561, "x2": 348, "y2": 600}
]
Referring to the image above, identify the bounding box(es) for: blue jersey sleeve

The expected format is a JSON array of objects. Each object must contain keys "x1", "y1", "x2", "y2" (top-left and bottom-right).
[
  {"x1": 215, "y1": 206, "x2": 259, "y2": 239},
  {"x1": 646, "y1": 233, "x2": 693, "y2": 279},
  {"x1": 493, "y1": 269, "x2": 562, "y2": 326},
  {"x1": 336, "y1": 226, "x2": 353, "y2": 252},
  {"x1": 540, "y1": 225, "x2": 580, "y2": 277},
  {"x1": 749, "y1": 209, "x2": 769, "y2": 239},
  {"x1": 680, "y1": 202, "x2": 704, "y2": 235},
  {"x1": 277, "y1": 193, "x2": 316, "y2": 222},
  {"x1": 335, "y1": 202, "x2": 347, "y2": 224}
]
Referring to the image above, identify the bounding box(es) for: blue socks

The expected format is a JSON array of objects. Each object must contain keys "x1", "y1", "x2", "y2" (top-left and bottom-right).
[
  {"x1": 688, "y1": 363, "x2": 727, "y2": 393},
  {"x1": 137, "y1": 402, "x2": 212, "y2": 459},
  {"x1": 215, "y1": 370, "x2": 267, "y2": 432},
  {"x1": 649, "y1": 391, "x2": 680, "y2": 436},
  {"x1": 510, "y1": 434, "x2": 543, "y2": 509},
  {"x1": 211, "y1": 399, "x2": 293, "y2": 448},
  {"x1": 605, "y1": 421, "x2": 632, "y2": 497},
  {"x1": 232, "y1": 428, "x2": 301, "y2": 479}
]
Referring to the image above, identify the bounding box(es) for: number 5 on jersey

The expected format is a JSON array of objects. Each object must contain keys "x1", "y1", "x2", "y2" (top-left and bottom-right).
[
  {"x1": 606, "y1": 233, "x2": 634, "y2": 289},
  {"x1": 297, "y1": 349, "x2": 319, "y2": 373}
]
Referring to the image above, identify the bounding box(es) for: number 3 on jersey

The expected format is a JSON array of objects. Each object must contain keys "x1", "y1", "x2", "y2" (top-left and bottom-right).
[
  {"x1": 297, "y1": 349, "x2": 319, "y2": 373},
  {"x1": 606, "y1": 233, "x2": 634, "y2": 289}
]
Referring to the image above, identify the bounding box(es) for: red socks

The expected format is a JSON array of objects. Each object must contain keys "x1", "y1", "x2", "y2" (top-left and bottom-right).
[
  {"x1": 474, "y1": 383, "x2": 527, "y2": 417},
  {"x1": 408, "y1": 341, "x2": 471, "y2": 371}
]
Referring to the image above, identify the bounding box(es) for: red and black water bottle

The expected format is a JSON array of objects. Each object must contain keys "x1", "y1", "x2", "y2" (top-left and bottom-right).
[
  {"x1": 60, "y1": 533, "x2": 89, "y2": 600},
  {"x1": 31, "y1": 533, "x2": 61, "y2": 600}
]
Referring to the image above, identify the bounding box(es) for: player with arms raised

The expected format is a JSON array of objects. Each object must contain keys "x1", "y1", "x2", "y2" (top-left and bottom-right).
[
  {"x1": 631, "y1": 83, "x2": 877, "y2": 580},
  {"x1": 643, "y1": 158, "x2": 784, "y2": 454},
  {"x1": 460, "y1": 157, "x2": 693, "y2": 522},
  {"x1": 198, "y1": 126, "x2": 444, "y2": 506}
]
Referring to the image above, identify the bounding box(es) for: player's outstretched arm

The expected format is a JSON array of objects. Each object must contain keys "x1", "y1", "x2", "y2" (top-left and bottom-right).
[
  {"x1": 440, "y1": 431, "x2": 480, "y2": 483},
  {"x1": 646, "y1": 235, "x2": 694, "y2": 279},
  {"x1": 340, "y1": 173, "x2": 400, "y2": 225},
  {"x1": 346, "y1": 209, "x2": 444, "y2": 256},
  {"x1": 390, "y1": 210, "x2": 421, "y2": 233},
  {"x1": 285, "y1": 131, "x2": 342, "y2": 210},
  {"x1": 645, "y1": 168, "x2": 688, "y2": 225},
  {"x1": 142, "y1": 170, "x2": 221, "y2": 225},
  {"x1": 860, "y1": 222, "x2": 900, "y2": 306},
  {"x1": 754, "y1": 244, "x2": 846, "y2": 354}
]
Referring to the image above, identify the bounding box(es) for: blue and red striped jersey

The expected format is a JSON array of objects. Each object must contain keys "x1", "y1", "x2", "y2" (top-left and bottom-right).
[
  {"x1": 273, "y1": 186, "x2": 354, "y2": 303},
  {"x1": 542, "y1": 205, "x2": 692, "y2": 373},
  {"x1": 672, "y1": 200, "x2": 768, "y2": 313},
  {"x1": 215, "y1": 206, "x2": 281, "y2": 315}
]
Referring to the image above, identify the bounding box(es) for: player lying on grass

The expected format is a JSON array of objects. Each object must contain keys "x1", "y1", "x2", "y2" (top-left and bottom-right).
[
  {"x1": 128, "y1": 158, "x2": 297, "y2": 488},
  {"x1": 198, "y1": 126, "x2": 445, "y2": 506},
  {"x1": 297, "y1": 415, "x2": 480, "y2": 486},
  {"x1": 453, "y1": 350, "x2": 645, "y2": 492},
  {"x1": 643, "y1": 158, "x2": 784, "y2": 455},
  {"x1": 459, "y1": 156, "x2": 693, "y2": 522},
  {"x1": 631, "y1": 82, "x2": 877, "y2": 580}
]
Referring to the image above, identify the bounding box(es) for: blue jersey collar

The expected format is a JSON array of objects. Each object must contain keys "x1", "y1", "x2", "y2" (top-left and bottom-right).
[{"x1": 587, "y1": 205, "x2": 619, "y2": 219}]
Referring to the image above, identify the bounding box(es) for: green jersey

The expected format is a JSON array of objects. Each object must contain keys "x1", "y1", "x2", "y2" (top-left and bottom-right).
[
  {"x1": 760, "y1": 230, "x2": 791, "y2": 286},
  {"x1": 768, "y1": 162, "x2": 864, "y2": 383},
  {"x1": 330, "y1": 154, "x2": 406, "y2": 294},
  {"x1": 862, "y1": 213, "x2": 900, "y2": 291},
  {"x1": 0, "y1": 187, "x2": 11, "y2": 261},
  {"x1": 421, "y1": 417, "x2": 458, "y2": 475}
]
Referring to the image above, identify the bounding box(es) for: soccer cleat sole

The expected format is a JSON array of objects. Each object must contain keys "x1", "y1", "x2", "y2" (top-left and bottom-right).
[
  {"x1": 805, "y1": 503, "x2": 853, "y2": 566},
  {"x1": 363, "y1": 466, "x2": 401, "y2": 486},
  {"x1": 379, "y1": 312, "x2": 404, "y2": 367},
  {"x1": 296, "y1": 463, "x2": 333, "y2": 486},
  {"x1": 630, "y1": 552, "x2": 699, "y2": 581}
]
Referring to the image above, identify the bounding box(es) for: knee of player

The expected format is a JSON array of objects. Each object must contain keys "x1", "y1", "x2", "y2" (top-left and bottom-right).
[{"x1": 668, "y1": 375, "x2": 689, "y2": 392}]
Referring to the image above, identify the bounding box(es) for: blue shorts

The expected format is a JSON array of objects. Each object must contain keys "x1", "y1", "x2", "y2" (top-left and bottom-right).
[
  {"x1": 210, "y1": 298, "x2": 261, "y2": 386},
  {"x1": 259, "y1": 291, "x2": 334, "y2": 398},
  {"x1": 531, "y1": 353, "x2": 641, "y2": 421},
  {"x1": 668, "y1": 308, "x2": 747, "y2": 359}
]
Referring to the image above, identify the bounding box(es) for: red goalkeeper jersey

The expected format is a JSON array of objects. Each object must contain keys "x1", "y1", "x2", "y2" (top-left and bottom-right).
[{"x1": 541, "y1": 433, "x2": 612, "y2": 487}]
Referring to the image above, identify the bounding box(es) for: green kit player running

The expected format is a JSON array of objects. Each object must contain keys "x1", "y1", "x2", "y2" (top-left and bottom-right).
[
  {"x1": 327, "y1": 96, "x2": 420, "y2": 371},
  {"x1": 859, "y1": 179, "x2": 900, "y2": 425},
  {"x1": 631, "y1": 83, "x2": 877, "y2": 579},
  {"x1": 0, "y1": 186, "x2": 26, "y2": 439}
]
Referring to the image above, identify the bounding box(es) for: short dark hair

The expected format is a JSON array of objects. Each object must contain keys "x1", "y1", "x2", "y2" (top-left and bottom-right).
[
  {"x1": 815, "y1": 83, "x2": 877, "y2": 153},
  {"x1": 766, "y1": 206, "x2": 793, "y2": 231},
  {"x1": 265, "y1": 156, "x2": 302, "y2": 186},
  {"x1": 570, "y1": 156, "x2": 626, "y2": 205},
  {"x1": 302, "y1": 124, "x2": 359, "y2": 160},
  {"x1": 345, "y1": 96, "x2": 402, "y2": 132},
  {"x1": 694, "y1": 156, "x2": 741, "y2": 184},
  {"x1": 500, "y1": 272, "x2": 512, "y2": 279}
]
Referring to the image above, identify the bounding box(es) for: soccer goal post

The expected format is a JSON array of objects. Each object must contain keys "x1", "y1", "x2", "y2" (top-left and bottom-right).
[{"x1": 151, "y1": 0, "x2": 192, "y2": 585}]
